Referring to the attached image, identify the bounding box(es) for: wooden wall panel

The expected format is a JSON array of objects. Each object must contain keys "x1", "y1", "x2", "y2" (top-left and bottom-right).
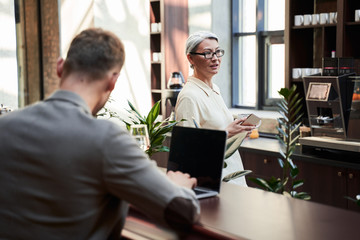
[
  {"x1": 40, "y1": 0, "x2": 60, "y2": 98},
  {"x1": 164, "y1": 0, "x2": 189, "y2": 85},
  {"x1": 22, "y1": 0, "x2": 59, "y2": 104},
  {"x1": 24, "y1": 0, "x2": 41, "y2": 104}
]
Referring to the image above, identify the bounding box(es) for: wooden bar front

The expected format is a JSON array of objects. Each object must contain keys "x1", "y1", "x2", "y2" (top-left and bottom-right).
[{"x1": 123, "y1": 181, "x2": 360, "y2": 239}]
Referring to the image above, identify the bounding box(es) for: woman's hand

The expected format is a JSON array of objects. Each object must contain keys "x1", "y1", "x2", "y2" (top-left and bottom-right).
[{"x1": 226, "y1": 118, "x2": 256, "y2": 138}]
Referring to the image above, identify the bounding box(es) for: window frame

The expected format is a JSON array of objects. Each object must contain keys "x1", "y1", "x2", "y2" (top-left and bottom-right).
[
  {"x1": 231, "y1": 0, "x2": 284, "y2": 110},
  {"x1": 262, "y1": 30, "x2": 285, "y2": 109}
]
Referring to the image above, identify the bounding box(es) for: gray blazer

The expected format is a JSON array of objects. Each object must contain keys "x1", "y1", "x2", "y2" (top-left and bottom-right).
[{"x1": 0, "y1": 90, "x2": 199, "y2": 240}]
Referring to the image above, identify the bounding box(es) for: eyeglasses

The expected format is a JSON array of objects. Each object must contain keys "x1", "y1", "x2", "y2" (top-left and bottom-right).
[{"x1": 190, "y1": 49, "x2": 225, "y2": 59}]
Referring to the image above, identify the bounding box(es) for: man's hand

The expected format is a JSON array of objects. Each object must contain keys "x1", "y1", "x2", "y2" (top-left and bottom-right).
[{"x1": 167, "y1": 170, "x2": 197, "y2": 189}]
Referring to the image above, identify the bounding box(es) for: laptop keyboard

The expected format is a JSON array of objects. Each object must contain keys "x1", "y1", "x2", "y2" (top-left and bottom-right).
[{"x1": 193, "y1": 188, "x2": 206, "y2": 195}]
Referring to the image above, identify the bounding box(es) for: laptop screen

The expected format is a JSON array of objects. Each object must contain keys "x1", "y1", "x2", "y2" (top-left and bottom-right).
[{"x1": 167, "y1": 126, "x2": 227, "y2": 192}]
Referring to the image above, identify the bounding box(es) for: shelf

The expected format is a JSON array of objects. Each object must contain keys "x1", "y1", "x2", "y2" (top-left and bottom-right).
[
  {"x1": 292, "y1": 78, "x2": 303, "y2": 83},
  {"x1": 151, "y1": 89, "x2": 162, "y2": 93},
  {"x1": 345, "y1": 21, "x2": 360, "y2": 26},
  {"x1": 149, "y1": 0, "x2": 188, "y2": 119},
  {"x1": 286, "y1": 0, "x2": 360, "y2": 125},
  {"x1": 292, "y1": 23, "x2": 337, "y2": 29}
]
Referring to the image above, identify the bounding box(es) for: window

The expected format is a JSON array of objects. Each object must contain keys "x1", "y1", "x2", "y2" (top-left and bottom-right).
[{"x1": 232, "y1": 0, "x2": 285, "y2": 110}]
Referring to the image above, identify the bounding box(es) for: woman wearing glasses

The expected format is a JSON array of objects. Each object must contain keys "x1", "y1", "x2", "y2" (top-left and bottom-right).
[{"x1": 175, "y1": 31, "x2": 254, "y2": 186}]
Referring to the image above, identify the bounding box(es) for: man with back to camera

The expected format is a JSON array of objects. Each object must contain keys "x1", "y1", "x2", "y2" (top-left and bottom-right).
[{"x1": 0, "y1": 28, "x2": 200, "y2": 239}]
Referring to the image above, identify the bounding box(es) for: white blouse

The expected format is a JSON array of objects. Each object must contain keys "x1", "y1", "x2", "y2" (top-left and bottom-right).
[{"x1": 175, "y1": 76, "x2": 247, "y2": 186}]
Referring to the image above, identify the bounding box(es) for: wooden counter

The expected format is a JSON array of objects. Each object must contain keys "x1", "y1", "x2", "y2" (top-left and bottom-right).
[
  {"x1": 123, "y1": 182, "x2": 360, "y2": 239},
  {"x1": 239, "y1": 137, "x2": 360, "y2": 212},
  {"x1": 240, "y1": 137, "x2": 360, "y2": 169}
]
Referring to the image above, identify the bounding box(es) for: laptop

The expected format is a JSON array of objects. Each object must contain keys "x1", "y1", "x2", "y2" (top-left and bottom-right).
[{"x1": 167, "y1": 126, "x2": 227, "y2": 199}]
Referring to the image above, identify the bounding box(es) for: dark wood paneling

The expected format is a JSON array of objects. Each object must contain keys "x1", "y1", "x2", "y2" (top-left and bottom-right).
[
  {"x1": 24, "y1": 0, "x2": 42, "y2": 104},
  {"x1": 295, "y1": 159, "x2": 348, "y2": 209},
  {"x1": 347, "y1": 169, "x2": 360, "y2": 211},
  {"x1": 315, "y1": 0, "x2": 337, "y2": 13},
  {"x1": 241, "y1": 151, "x2": 282, "y2": 188}
]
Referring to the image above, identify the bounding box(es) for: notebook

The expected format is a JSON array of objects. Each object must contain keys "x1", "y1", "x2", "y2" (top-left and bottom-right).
[{"x1": 167, "y1": 126, "x2": 227, "y2": 199}]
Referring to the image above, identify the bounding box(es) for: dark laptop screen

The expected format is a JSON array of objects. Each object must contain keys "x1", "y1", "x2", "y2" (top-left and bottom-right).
[{"x1": 167, "y1": 126, "x2": 227, "y2": 191}]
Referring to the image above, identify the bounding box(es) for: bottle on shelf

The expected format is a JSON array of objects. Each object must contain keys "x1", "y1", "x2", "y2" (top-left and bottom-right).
[{"x1": 331, "y1": 50, "x2": 336, "y2": 58}]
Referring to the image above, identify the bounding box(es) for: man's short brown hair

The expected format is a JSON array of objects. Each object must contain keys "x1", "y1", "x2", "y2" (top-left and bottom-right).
[{"x1": 62, "y1": 28, "x2": 125, "y2": 80}]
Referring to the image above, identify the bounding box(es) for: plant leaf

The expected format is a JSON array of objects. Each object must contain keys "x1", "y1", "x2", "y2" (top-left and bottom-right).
[
  {"x1": 274, "y1": 183, "x2": 285, "y2": 193},
  {"x1": 278, "y1": 87, "x2": 291, "y2": 98},
  {"x1": 225, "y1": 132, "x2": 247, "y2": 159},
  {"x1": 277, "y1": 101, "x2": 288, "y2": 114},
  {"x1": 288, "y1": 92, "x2": 300, "y2": 109},
  {"x1": 278, "y1": 158, "x2": 284, "y2": 168},
  {"x1": 278, "y1": 111, "x2": 289, "y2": 122},
  {"x1": 277, "y1": 118, "x2": 285, "y2": 126},
  {"x1": 292, "y1": 179, "x2": 303, "y2": 189},
  {"x1": 223, "y1": 161, "x2": 227, "y2": 168},
  {"x1": 293, "y1": 192, "x2": 311, "y2": 200},
  {"x1": 290, "y1": 122, "x2": 302, "y2": 135},
  {"x1": 277, "y1": 127, "x2": 287, "y2": 139},
  {"x1": 146, "y1": 101, "x2": 160, "y2": 127},
  {"x1": 283, "y1": 191, "x2": 292, "y2": 197},
  {"x1": 281, "y1": 176, "x2": 289, "y2": 187},
  {"x1": 248, "y1": 177, "x2": 274, "y2": 192},
  {"x1": 290, "y1": 104, "x2": 303, "y2": 122},
  {"x1": 127, "y1": 100, "x2": 146, "y2": 122},
  {"x1": 290, "y1": 135, "x2": 300, "y2": 146},
  {"x1": 150, "y1": 134, "x2": 166, "y2": 148},
  {"x1": 279, "y1": 148, "x2": 286, "y2": 160},
  {"x1": 288, "y1": 159, "x2": 296, "y2": 169},
  {"x1": 290, "y1": 166, "x2": 299, "y2": 179},
  {"x1": 152, "y1": 145, "x2": 169, "y2": 152},
  {"x1": 292, "y1": 112, "x2": 303, "y2": 125},
  {"x1": 222, "y1": 170, "x2": 253, "y2": 182},
  {"x1": 276, "y1": 134, "x2": 286, "y2": 146}
]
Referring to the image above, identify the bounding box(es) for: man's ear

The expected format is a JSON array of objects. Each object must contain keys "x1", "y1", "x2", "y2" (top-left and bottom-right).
[
  {"x1": 56, "y1": 57, "x2": 64, "y2": 78},
  {"x1": 107, "y1": 73, "x2": 119, "y2": 92}
]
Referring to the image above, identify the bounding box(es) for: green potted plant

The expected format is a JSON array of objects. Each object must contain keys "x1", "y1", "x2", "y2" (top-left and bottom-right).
[
  {"x1": 120, "y1": 100, "x2": 184, "y2": 158},
  {"x1": 248, "y1": 85, "x2": 310, "y2": 200}
]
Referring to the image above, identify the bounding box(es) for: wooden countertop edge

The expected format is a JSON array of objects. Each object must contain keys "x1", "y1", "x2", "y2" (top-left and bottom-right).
[
  {"x1": 122, "y1": 215, "x2": 247, "y2": 239},
  {"x1": 239, "y1": 137, "x2": 360, "y2": 170}
]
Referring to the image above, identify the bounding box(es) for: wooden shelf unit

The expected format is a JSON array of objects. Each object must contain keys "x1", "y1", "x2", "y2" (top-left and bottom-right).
[
  {"x1": 285, "y1": 0, "x2": 360, "y2": 123},
  {"x1": 149, "y1": 0, "x2": 188, "y2": 118}
]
